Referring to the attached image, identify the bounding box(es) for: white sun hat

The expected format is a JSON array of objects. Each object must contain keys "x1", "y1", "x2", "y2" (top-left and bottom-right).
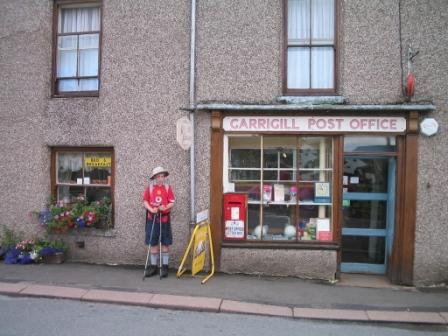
[{"x1": 150, "y1": 166, "x2": 169, "y2": 180}]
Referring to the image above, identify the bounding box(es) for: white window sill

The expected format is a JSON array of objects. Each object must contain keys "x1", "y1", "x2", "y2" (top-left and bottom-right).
[{"x1": 276, "y1": 96, "x2": 345, "y2": 105}]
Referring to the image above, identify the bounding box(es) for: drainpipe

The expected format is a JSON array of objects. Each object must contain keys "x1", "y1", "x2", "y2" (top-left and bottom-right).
[{"x1": 189, "y1": 0, "x2": 197, "y2": 224}]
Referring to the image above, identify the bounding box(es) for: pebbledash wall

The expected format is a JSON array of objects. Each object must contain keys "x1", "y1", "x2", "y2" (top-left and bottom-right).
[{"x1": 0, "y1": 0, "x2": 446, "y2": 285}]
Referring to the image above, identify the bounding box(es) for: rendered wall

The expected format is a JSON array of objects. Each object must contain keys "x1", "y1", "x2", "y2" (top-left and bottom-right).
[
  {"x1": 0, "y1": 0, "x2": 193, "y2": 266},
  {"x1": 221, "y1": 248, "x2": 337, "y2": 281},
  {"x1": 400, "y1": 0, "x2": 448, "y2": 285}
]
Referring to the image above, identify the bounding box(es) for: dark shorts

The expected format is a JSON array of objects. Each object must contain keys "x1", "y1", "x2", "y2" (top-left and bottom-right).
[{"x1": 145, "y1": 215, "x2": 173, "y2": 246}]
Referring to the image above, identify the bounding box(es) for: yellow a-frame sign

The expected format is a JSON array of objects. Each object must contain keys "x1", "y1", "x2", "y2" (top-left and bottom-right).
[{"x1": 177, "y1": 219, "x2": 215, "y2": 284}]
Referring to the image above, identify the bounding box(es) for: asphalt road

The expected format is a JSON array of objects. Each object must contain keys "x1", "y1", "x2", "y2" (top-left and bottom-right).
[{"x1": 1, "y1": 296, "x2": 446, "y2": 336}]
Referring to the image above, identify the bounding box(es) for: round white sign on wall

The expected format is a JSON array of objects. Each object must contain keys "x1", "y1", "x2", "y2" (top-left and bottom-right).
[{"x1": 420, "y1": 118, "x2": 439, "y2": 137}]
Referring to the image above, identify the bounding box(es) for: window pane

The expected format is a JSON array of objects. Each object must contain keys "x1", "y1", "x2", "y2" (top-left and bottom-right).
[
  {"x1": 79, "y1": 34, "x2": 99, "y2": 76},
  {"x1": 86, "y1": 187, "x2": 111, "y2": 203},
  {"x1": 61, "y1": 7, "x2": 100, "y2": 33},
  {"x1": 288, "y1": 0, "x2": 310, "y2": 42},
  {"x1": 235, "y1": 183, "x2": 261, "y2": 201},
  {"x1": 231, "y1": 149, "x2": 260, "y2": 168},
  {"x1": 58, "y1": 79, "x2": 78, "y2": 92},
  {"x1": 287, "y1": 47, "x2": 310, "y2": 89},
  {"x1": 343, "y1": 158, "x2": 389, "y2": 193},
  {"x1": 76, "y1": 7, "x2": 100, "y2": 32},
  {"x1": 57, "y1": 36, "x2": 77, "y2": 77},
  {"x1": 79, "y1": 79, "x2": 99, "y2": 91},
  {"x1": 263, "y1": 150, "x2": 278, "y2": 169},
  {"x1": 57, "y1": 152, "x2": 83, "y2": 184},
  {"x1": 342, "y1": 236, "x2": 385, "y2": 264},
  {"x1": 262, "y1": 205, "x2": 295, "y2": 241},
  {"x1": 264, "y1": 137, "x2": 296, "y2": 181},
  {"x1": 57, "y1": 185, "x2": 84, "y2": 203},
  {"x1": 247, "y1": 204, "x2": 262, "y2": 240},
  {"x1": 299, "y1": 205, "x2": 332, "y2": 241},
  {"x1": 299, "y1": 137, "x2": 332, "y2": 169},
  {"x1": 311, "y1": 47, "x2": 334, "y2": 88},
  {"x1": 60, "y1": 8, "x2": 77, "y2": 33},
  {"x1": 84, "y1": 153, "x2": 112, "y2": 185},
  {"x1": 58, "y1": 78, "x2": 98, "y2": 92},
  {"x1": 343, "y1": 200, "x2": 387, "y2": 229},
  {"x1": 311, "y1": 0, "x2": 334, "y2": 43},
  {"x1": 344, "y1": 136, "x2": 397, "y2": 153},
  {"x1": 263, "y1": 170, "x2": 278, "y2": 181},
  {"x1": 230, "y1": 170, "x2": 260, "y2": 181},
  {"x1": 79, "y1": 33, "x2": 99, "y2": 48}
]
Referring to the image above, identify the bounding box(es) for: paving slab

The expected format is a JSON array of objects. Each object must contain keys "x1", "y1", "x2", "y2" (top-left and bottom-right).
[
  {"x1": 366, "y1": 310, "x2": 446, "y2": 324},
  {"x1": 20, "y1": 284, "x2": 88, "y2": 300},
  {"x1": 149, "y1": 294, "x2": 222, "y2": 312},
  {"x1": 221, "y1": 300, "x2": 292, "y2": 318},
  {"x1": 293, "y1": 307, "x2": 369, "y2": 321},
  {"x1": 82, "y1": 289, "x2": 153, "y2": 306},
  {"x1": 0, "y1": 282, "x2": 29, "y2": 294}
]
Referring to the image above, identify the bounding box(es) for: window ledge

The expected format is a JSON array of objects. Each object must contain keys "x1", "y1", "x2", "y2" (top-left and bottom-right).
[
  {"x1": 52, "y1": 92, "x2": 99, "y2": 99},
  {"x1": 276, "y1": 96, "x2": 345, "y2": 105},
  {"x1": 63, "y1": 228, "x2": 117, "y2": 238},
  {"x1": 222, "y1": 241, "x2": 339, "y2": 250}
]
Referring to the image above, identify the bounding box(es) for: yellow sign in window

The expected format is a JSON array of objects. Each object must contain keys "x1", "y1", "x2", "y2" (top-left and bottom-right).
[{"x1": 85, "y1": 156, "x2": 111, "y2": 168}]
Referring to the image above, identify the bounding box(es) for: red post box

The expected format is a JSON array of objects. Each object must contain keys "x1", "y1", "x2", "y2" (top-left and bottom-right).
[{"x1": 223, "y1": 193, "x2": 247, "y2": 240}]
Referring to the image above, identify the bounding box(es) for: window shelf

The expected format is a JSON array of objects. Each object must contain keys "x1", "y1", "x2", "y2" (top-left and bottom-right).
[
  {"x1": 56, "y1": 183, "x2": 111, "y2": 187},
  {"x1": 248, "y1": 200, "x2": 332, "y2": 206}
]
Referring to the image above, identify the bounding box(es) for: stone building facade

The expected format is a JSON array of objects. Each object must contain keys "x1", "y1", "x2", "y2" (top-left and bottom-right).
[{"x1": 0, "y1": 0, "x2": 446, "y2": 286}]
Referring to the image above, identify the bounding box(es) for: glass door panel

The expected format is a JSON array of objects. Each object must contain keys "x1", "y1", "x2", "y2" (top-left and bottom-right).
[{"x1": 341, "y1": 156, "x2": 396, "y2": 274}]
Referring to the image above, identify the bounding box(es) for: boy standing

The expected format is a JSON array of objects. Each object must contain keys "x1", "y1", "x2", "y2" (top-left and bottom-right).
[{"x1": 143, "y1": 166, "x2": 175, "y2": 278}]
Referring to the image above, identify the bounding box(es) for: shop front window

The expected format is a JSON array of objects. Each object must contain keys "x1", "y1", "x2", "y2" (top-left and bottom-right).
[
  {"x1": 53, "y1": 148, "x2": 113, "y2": 211},
  {"x1": 224, "y1": 135, "x2": 334, "y2": 242}
]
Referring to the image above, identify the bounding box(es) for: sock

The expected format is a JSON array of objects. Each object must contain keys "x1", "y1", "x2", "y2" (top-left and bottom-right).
[
  {"x1": 150, "y1": 253, "x2": 158, "y2": 266},
  {"x1": 162, "y1": 252, "x2": 169, "y2": 266}
]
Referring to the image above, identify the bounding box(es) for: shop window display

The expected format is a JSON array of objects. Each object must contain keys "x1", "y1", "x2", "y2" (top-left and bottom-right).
[
  {"x1": 56, "y1": 150, "x2": 112, "y2": 204},
  {"x1": 225, "y1": 136, "x2": 333, "y2": 242}
]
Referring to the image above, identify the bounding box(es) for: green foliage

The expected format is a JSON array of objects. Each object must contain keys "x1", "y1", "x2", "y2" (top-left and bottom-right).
[
  {"x1": 0, "y1": 225, "x2": 23, "y2": 249},
  {"x1": 38, "y1": 197, "x2": 113, "y2": 233},
  {"x1": 34, "y1": 236, "x2": 67, "y2": 252}
]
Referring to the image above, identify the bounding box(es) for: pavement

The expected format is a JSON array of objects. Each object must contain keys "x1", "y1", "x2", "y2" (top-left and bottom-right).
[{"x1": 0, "y1": 262, "x2": 447, "y2": 325}]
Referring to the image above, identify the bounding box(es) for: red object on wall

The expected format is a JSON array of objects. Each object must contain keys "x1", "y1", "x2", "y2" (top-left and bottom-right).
[
  {"x1": 405, "y1": 72, "x2": 415, "y2": 97},
  {"x1": 223, "y1": 193, "x2": 247, "y2": 240}
]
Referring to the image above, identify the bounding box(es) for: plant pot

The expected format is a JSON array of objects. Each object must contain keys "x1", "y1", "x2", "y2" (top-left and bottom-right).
[{"x1": 42, "y1": 252, "x2": 65, "y2": 264}]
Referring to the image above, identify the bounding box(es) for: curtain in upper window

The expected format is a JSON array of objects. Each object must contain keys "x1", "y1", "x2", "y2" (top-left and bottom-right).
[
  {"x1": 287, "y1": 0, "x2": 335, "y2": 91},
  {"x1": 55, "y1": 5, "x2": 101, "y2": 94}
]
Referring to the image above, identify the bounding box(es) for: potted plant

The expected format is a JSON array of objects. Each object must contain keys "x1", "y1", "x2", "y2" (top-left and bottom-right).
[
  {"x1": 1, "y1": 226, "x2": 22, "y2": 263},
  {"x1": 35, "y1": 237, "x2": 67, "y2": 264}
]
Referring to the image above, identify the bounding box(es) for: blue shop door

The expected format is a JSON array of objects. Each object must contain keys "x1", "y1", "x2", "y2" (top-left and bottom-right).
[{"x1": 341, "y1": 157, "x2": 396, "y2": 274}]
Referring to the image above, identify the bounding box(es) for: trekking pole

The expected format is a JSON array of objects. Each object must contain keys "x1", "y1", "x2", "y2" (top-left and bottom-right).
[
  {"x1": 142, "y1": 211, "x2": 157, "y2": 280},
  {"x1": 159, "y1": 210, "x2": 163, "y2": 279}
]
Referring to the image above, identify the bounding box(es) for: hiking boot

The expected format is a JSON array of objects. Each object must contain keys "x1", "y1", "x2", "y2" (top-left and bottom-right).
[
  {"x1": 145, "y1": 265, "x2": 157, "y2": 277},
  {"x1": 161, "y1": 265, "x2": 169, "y2": 278}
]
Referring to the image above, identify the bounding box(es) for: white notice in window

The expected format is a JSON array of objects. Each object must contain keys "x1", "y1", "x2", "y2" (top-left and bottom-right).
[
  {"x1": 317, "y1": 218, "x2": 330, "y2": 232},
  {"x1": 350, "y1": 176, "x2": 359, "y2": 184},
  {"x1": 274, "y1": 184, "x2": 285, "y2": 202}
]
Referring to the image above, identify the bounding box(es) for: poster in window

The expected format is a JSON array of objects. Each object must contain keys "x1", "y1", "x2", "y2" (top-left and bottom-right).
[
  {"x1": 263, "y1": 185, "x2": 272, "y2": 202},
  {"x1": 314, "y1": 182, "x2": 331, "y2": 203}
]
